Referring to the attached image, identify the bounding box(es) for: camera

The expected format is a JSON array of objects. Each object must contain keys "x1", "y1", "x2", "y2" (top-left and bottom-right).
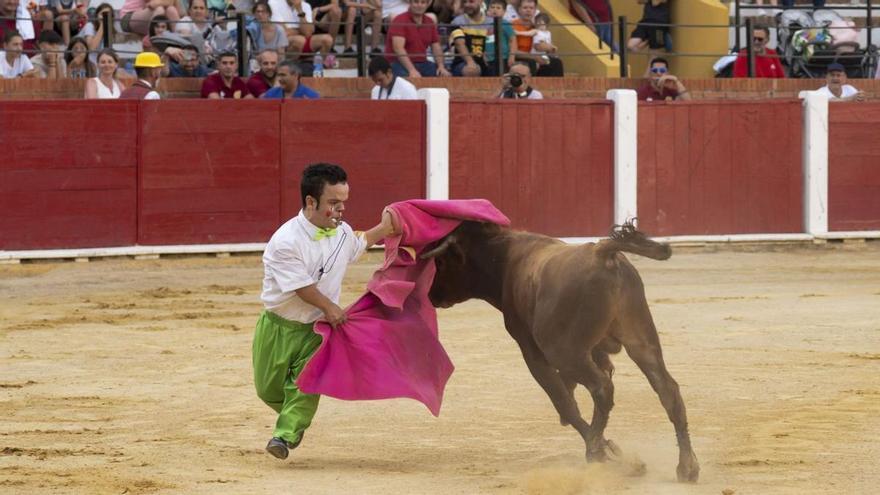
[{"x1": 508, "y1": 74, "x2": 523, "y2": 88}]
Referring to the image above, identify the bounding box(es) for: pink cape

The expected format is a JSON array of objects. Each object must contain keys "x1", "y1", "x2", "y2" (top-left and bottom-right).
[{"x1": 296, "y1": 199, "x2": 511, "y2": 416}]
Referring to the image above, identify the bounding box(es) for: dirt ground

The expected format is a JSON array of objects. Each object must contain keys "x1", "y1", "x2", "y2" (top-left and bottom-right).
[{"x1": 1, "y1": 243, "x2": 879, "y2": 495}]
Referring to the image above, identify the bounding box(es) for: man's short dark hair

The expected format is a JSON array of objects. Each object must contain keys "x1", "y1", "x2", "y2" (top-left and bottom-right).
[
  {"x1": 301, "y1": 163, "x2": 348, "y2": 207},
  {"x1": 488, "y1": 0, "x2": 505, "y2": 8},
  {"x1": 37, "y1": 29, "x2": 63, "y2": 45},
  {"x1": 368, "y1": 56, "x2": 391, "y2": 77},
  {"x1": 650, "y1": 57, "x2": 669, "y2": 68},
  {"x1": 4, "y1": 30, "x2": 22, "y2": 44},
  {"x1": 218, "y1": 51, "x2": 237, "y2": 62}
]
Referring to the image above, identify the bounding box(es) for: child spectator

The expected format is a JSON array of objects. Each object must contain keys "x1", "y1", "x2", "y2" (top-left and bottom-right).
[
  {"x1": 526, "y1": 13, "x2": 556, "y2": 63},
  {"x1": 1, "y1": 31, "x2": 37, "y2": 78},
  {"x1": 485, "y1": 0, "x2": 517, "y2": 74}
]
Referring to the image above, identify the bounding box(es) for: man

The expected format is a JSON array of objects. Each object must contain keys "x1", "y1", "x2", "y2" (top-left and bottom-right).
[
  {"x1": 384, "y1": 0, "x2": 451, "y2": 78},
  {"x1": 247, "y1": 49, "x2": 280, "y2": 97},
  {"x1": 201, "y1": 51, "x2": 253, "y2": 99},
  {"x1": 254, "y1": 162, "x2": 397, "y2": 460},
  {"x1": 269, "y1": 0, "x2": 333, "y2": 66},
  {"x1": 29, "y1": 29, "x2": 66, "y2": 79},
  {"x1": 166, "y1": 46, "x2": 211, "y2": 77},
  {"x1": 261, "y1": 61, "x2": 319, "y2": 99},
  {"x1": 1, "y1": 31, "x2": 37, "y2": 78},
  {"x1": 817, "y1": 62, "x2": 864, "y2": 102},
  {"x1": 369, "y1": 56, "x2": 418, "y2": 99},
  {"x1": 0, "y1": 0, "x2": 33, "y2": 51},
  {"x1": 627, "y1": 0, "x2": 670, "y2": 53},
  {"x1": 733, "y1": 26, "x2": 785, "y2": 78},
  {"x1": 450, "y1": 0, "x2": 492, "y2": 77},
  {"x1": 636, "y1": 57, "x2": 691, "y2": 101},
  {"x1": 513, "y1": 0, "x2": 563, "y2": 77},
  {"x1": 120, "y1": 51, "x2": 163, "y2": 99},
  {"x1": 497, "y1": 61, "x2": 542, "y2": 99}
]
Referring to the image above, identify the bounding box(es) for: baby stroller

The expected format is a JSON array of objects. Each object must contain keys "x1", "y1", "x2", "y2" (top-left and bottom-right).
[{"x1": 776, "y1": 8, "x2": 877, "y2": 78}]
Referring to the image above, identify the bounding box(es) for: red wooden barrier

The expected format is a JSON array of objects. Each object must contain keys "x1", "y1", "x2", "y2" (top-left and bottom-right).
[
  {"x1": 0, "y1": 101, "x2": 139, "y2": 249},
  {"x1": 279, "y1": 100, "x2": 427, "y2": 230},
  {"x1": 138, "y1": 101, "x2": 282, "y2": 245},
  {"x1": 637, "y1": 100, "x2": 803, "y2": 236},
  {"x1": 828, "y1": 104, "x2": 880, "y2": 231},
  {"x1": 449, "y1": 100, "x2": 614, "y2": 237}
]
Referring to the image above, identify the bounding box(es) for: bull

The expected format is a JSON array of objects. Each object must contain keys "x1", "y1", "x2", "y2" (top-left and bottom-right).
[{"x1": 421, "y1": 220, "x2": 700, "y2": 482}]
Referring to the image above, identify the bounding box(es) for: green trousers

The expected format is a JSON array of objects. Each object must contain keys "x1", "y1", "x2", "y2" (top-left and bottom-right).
[{"x1": 252, "y1": 311, "x2": 323, "y2": 445}]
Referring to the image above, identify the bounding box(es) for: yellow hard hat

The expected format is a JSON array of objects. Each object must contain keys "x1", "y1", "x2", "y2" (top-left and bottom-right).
[{"x1": 134, "y1": 52, "x2": 164, "y2": 68}]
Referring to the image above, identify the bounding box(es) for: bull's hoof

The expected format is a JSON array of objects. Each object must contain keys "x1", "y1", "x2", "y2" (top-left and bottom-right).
[
  {"x1": 676, "y1": 452, "x2": 700, "y2": 483},
  {"x1": 559, "y1": 416, "x2": 570, "y2": 427}
]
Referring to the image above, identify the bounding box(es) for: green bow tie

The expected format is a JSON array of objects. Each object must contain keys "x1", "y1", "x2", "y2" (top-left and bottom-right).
[{"x1": 314, "y1": 227, "x2": 338, "y2": 241}]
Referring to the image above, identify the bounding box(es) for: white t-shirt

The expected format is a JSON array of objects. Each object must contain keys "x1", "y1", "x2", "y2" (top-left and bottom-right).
[
  {"x1": 816, "y1": 84, "x2": 859, "y2": 100},
  {"x1": 382, "y1": 0, "x2": 408, "y2": 20},
  {"x1": 371, "y1": 76, "x2": 419, "y2": 100},
  {"x1": 531, "y1": 30, "x2": 552, "y2": 54},
  {"x1": 0, "y1": 53, "x2": 35, "y2": 78},
  {"x1": 269, "y1": 0, "x2": 313, "y2": 29},
  {"x1": 261, "y1": 211, "x2": 367, "y2": 323}
]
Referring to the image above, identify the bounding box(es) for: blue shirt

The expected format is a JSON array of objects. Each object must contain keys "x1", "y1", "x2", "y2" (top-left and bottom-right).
[{"x1": 262, "y1": 85, "x2": 320, "y2": 99}]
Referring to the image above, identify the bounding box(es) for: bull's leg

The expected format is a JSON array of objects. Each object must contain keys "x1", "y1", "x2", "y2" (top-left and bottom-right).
[
  {"x1": 515, "y1": 338, "x2": 592, "y2": 443},
  {"x1": 559, "y1": 358, "x2": 616, "y2": 463},
  {"x1": 557, "y1": 373, "x2": 577, "y2": 426},
  {"x1": 624, "y1": 340, "x2": 699, "y2": 482}
]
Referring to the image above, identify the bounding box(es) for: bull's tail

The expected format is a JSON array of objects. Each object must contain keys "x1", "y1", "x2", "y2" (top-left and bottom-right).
[{"x1": 594, "y1": 219, "x2": 671, "y2": 262}]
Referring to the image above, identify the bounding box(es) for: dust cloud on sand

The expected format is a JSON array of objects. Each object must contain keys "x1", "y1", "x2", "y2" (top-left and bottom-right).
[{"x1": 1, "y1": 245, "x2": 879, "y2": 494}]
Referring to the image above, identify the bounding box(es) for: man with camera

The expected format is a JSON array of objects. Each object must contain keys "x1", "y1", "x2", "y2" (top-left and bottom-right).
[{"x1": 497, "y1": 61, "x2": 543, "y2": 99}]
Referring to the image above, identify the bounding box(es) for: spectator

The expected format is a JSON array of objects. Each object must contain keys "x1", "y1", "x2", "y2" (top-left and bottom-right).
[
  {"x1": 513, "y1": 0, "x2": 563, "y2": 76},
  {"x1": 65, "y1": 37, "x2": 95, "y2": 79},
  {"x1": 817, "y1": 62, "x2": 864, "y2": 101},
  {"x1": 30, "y1": 29, "x2": 67, "y2": 79},
  {"x1": 450, "y1": 0, "x2": 493, "y2": 77},
  {"x1": 26, "y1": 0, "x2": 55, "y2": 33},
  {"x1": 79, "y1": 3, "x2": 115, "y2": 65},
  {"x1": 528, "y1": 13, "x2": 557, "y2": 63},
  {"x1": 247, "y1": 49, "x2": 280, "y2": 97},
  {"x1": 201, "y1": 51, "x2": 253, "y2": 98},
  {"x1": 175, "y1": 0, "x2": 212, "y2": 37},
  {"x1": 120, "y1": 0, "x2": 180, "y2": 36},
  {"x1": 142, "y1": 14, "x2": 171, "y2": 49},
  {"x1": 497, "y1": 61, "x2": 542, "y2": 99},
  {"x1": 250, "y1": 0, "x2": 288, "y2": 58},
  {"x1": 733, "y1": 26, "x2": 785, "y2": 78},
  {"x1": 627, "y1": 0, "x2": 670, "y2": 53},
  {"x1": 261, "y1": 60, "x2": 319, "y2": 98},
  {"x1": 385, "y1": 0, "x2": 451, "y2": 78},
  {"x1": 49, "y1": 0, "x2": 86, "y2": 45},
  {"x1": 120, "y1": 51, "x2": 163, "y2": 99},
  {"x1": 310, "y1": 0, "x2": 342, "y2": 53},
  {"x1": 342, "y1": 0, "x2": 381, "y2": 54},
  {"x1": 503, "y1": 0, "x2": 520, "y2": 22},
  {"x1": 485, "y1": 0, "x2": 517, "y2": 74},
  {"x1": 569, "y1": 0, "x2": 612, "y2": 48},
  {"x1": 1, "y1": 31, "x2": 37, "y2": 78},
  {"x1": 0, "y1": 0, "x2": 23, "y2": 49},
  {"x1": 85, "y1": 48, "x2": 125, "y2": 98},
  {"x1": 166, "y1": 45, "x2": 211, "y2": 76},
  {"x1": 369, "y1": 55, "x2": 418, "y2": 99},
  {"x1": 636, "y1": 56, "x2": 691, "y2": 101},
  {"x1": 269, "y1": 0, "x2": 334, "y2": 69}
]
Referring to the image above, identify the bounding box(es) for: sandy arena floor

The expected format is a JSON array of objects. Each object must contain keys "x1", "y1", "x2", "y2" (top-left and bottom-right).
[{"x1": 1, "y1": 244, "x2": 879, "y2": 494}]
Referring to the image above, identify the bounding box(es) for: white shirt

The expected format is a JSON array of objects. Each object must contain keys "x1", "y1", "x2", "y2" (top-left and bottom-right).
[
  {"x1": 816, "y1": 84, "x2": 859, "y2": 100},
  {"x1": 269, "y1": 0, "x2": 313, "y2": 29},
  {"x1": 0, "y1": 53, "x2": 34, "y2": 78},
  {"x1": 371, "y1": 76, "x2": 419, "y2": 100},
  {"x1": 93, "y1": 77, "x2": 122, "y2": 99},
  {"x1": 382, "y1": 0, "x2": 408, "y2": 20},
  {"x1": 531, "y1": 30, "x2": 552, "y2": 54},
  {"x1": 261, "y1": 211, "x2": 367, "y2": 323}
]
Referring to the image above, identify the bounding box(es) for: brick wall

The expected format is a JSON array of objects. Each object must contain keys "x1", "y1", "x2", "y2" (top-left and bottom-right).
[{"x1": 3, "y1": 76, "x2": 880, "y2": 100}]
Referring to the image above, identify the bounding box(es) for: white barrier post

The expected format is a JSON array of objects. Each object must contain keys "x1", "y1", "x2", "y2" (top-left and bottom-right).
[
  {"x1": 606, "y1": 89, "x2": 638, "y2": 226},
  {"x1": 418, "y1": 88, "x2": 450, "y2": 200},
  {"x1": 799, "y1": 90, "x2": 829, "y2": 236}
]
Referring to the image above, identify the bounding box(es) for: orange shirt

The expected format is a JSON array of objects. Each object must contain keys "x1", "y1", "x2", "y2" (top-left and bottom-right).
[{"x1": 513, "y1": 18, "x2": 533, "y2": 54}]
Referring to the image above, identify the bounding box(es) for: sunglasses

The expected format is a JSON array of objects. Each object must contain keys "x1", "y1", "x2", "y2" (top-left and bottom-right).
[
  {"x1": 753, "y1": 37, "x2": 766, "y2": 42},
  {"x1": 650, "y1": 67, "x2": 668, "y2": 74}
]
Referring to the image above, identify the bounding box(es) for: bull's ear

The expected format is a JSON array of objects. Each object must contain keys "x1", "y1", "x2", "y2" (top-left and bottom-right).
[{"x1": 420, "y1": 235, "x2": 456, "y2": 259}]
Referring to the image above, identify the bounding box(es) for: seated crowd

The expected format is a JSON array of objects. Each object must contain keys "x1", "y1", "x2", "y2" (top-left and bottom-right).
[{"x1": 0, "y1": 0, "x2": 874, "y2": 101}]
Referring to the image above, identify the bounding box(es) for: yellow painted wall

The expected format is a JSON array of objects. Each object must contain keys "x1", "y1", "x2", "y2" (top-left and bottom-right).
[{"x1": 545, "y1": 0, "x2": 728, "y2": 78}]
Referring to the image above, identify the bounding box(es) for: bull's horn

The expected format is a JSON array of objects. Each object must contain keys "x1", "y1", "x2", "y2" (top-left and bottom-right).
[{"x1": 419, "y1": 236, "x2": 456, "y2": 259}]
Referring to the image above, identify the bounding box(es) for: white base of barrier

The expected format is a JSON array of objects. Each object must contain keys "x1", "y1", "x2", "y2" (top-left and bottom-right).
[{"x1": 2, "y1": 231, "x2": 877, "y2": 263}]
